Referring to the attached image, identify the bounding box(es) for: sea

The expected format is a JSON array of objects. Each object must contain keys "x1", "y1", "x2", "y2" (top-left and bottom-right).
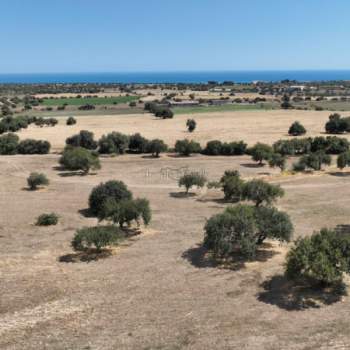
[{"x1": 1, "y1": 70, "x2": 350, "y2": 84}]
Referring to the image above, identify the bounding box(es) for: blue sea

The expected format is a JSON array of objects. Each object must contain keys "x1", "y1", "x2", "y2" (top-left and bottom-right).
[{"x1": 1, "y1": 70, "x2": 350, "y2": 84}]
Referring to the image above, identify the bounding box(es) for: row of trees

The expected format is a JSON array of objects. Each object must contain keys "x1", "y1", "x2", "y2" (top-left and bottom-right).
[
  {"x1": 144, "y1": 102, "x2": 174, "y2": 119},
  {"x1": 65, "y1": 130, "x2": 168, "y2": 157},
  {"x1": 0, "y1": 134, "x2": 50, "y2": 155}
]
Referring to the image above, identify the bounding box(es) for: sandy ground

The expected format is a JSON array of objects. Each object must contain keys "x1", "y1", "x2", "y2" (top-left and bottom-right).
[
  {"x1": 2, "y1": 109, "x2": 350, "y2": 349},
  {"x1": 17, "y1": 109, "x2": 340, "y2": 152},
  {"x1": 1, "y1": 151, "x2": 350, "y2": 349}
]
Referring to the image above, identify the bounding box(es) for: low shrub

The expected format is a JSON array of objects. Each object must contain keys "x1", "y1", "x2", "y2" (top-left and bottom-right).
[
  {"x1": 27, "y1": 172, "x2": 49, "y2": 190},
  {"x1": 66, "y1": 116, "x2": 77, "y2": 125},
  {"x1": 36, "y1": 213, "x2": 59, "y2": 226},
  {"x1": 72, "y1": 226, "x2": 121, "y2": 252}
]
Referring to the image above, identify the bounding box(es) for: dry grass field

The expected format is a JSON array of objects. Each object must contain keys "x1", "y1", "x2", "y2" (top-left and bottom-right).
[
  {"x1": 2, "y1": 109, "x2": 350, "y2": 349},
  {"x1": 17, "y1": 109, "x2": 342, "y2": 151}
]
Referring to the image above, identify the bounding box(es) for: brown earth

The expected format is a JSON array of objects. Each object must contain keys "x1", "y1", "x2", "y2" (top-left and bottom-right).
[{"x1": 1, "y1": 110, "x2": 350, "y2": 349}]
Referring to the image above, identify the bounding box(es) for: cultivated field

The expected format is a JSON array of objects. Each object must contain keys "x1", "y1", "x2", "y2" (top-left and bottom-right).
[{"x1": 2, "y1": 109, "x2": 350, "y2": 349}]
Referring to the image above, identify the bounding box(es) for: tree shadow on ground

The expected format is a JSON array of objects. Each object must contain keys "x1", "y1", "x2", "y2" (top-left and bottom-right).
[
  {"x1": 169, "y1": 192, "x2": 196, "y2": 199},
  {"x1": 59, "y1": 249, "x2": 113, "y2": 263},
  {"x1": 141, "y1": 155, "x2": 159, "y2": 159},
  {"x1": 328, "y1": 171, "x2": 350, "y2": 177},
  {"x1": 240, "y1": 163, "x2": 265, "y2": 168},
  {"x1": 257, "y1": 274, "x2": 346, "y2": 311},
  {"x1": 78, "y1": 208, "x2": 95, "y2": 218},
  {"x1": 182, "y1": 242, "x2": 278, "y2": 271}
]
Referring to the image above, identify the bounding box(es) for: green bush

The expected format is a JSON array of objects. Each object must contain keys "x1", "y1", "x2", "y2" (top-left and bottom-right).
[
  {"x1": 59, "y1": 146, "x2": 101, "y2": 174},
  {"x1": 186, "y1": 119, "x2": 196, "y2": 132},
  {"x1": 27, "y1": 172, "x2": 49, "y2": 190},
  {"x1": 220, "y1": 170, "x2": 245, "y2": 202},
  {"x1": 98, "y1": 132, "x2": 129, "y2": 154},
  {"x1": 286, "y1": 229, "x2": 350, "y2": 285},
  {"x1": 337, "y1": 151, "x2": 350, "y2": 169},
  {"x1": 66, "y1": 130, "x2": 97, "y2": 150},
  {"x1": 88, "y1": 180, "x2": 133, "y2": 216},
  {"x1": 72, "y1": 226, "x2": 120, "y2": 252},
  {"x1": 288, "y1": 121, "x2": 306, "y2": 136},
  {"x1": 17, "y1": 139, "x2": 51, "y2": 154},
  {"x1": 0, "y1": 133, "x2": 19, "y2": 155},
  {"x1": 204, "y1": 204, "x2": 293, "y2": 260},
  {"x1": 174, "y1": 139, "x2": 201, "y2": 156},
  {"x1": 66, "y1": 116, "x2": 77, "y2": 125},
  {"x1": 36, "y1": 213, "x2": 59, "y2": 226},
  {"x1": 178, "y1": 172, "x2": 207, "y2": 194}
]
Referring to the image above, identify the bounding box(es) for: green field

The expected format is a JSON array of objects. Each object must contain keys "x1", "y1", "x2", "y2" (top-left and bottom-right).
[
  {"x1": 41, "y1": 95, "x2": 140, "y2": 106},
  {"x1": 173, "y1": 103, "x2": 277, "y2": 114}
]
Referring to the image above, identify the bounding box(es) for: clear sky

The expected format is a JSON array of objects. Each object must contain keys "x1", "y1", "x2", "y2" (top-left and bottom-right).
[{"x1": 1, "y1": 0, "x2": 349, "y2": 73}]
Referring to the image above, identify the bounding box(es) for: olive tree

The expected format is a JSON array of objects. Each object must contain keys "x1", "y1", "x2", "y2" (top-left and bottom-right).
[
  {"x1": 147, "y1": 139, "x2": 168, "y2": 157},
  {"x1": 178, "y1": 172, "x2": 207, "y2": 194},
  {"x1": 243, "y1": 179, "x2": 284, "y2": 207},
  {"x1": 268, "y1": 153, "x2": 286, "y2": 172},
  {"x1": 66, "y1": 130, "x2": 97, "y2": 150},
  {"x1": 204, "y1": 204, "x2": 293, "y2": 260},
  {"x1": 59, "y1": 146, "x2": 101, "y2": 174},
  {"x1": 288, "y1": 121, "x2": 306, "y2": 136},
  {"x1": 27, "y1": 172, "x2": 49, "y2": 190},
  {"x1": 88, "y1": 180, "x2": 132, "y2": 216},
  {"x1": 249, "y1": 143, "x2": 274, "y2": 165},
  {"x1": 174, "y1": 139, "x2": 201, "y2": 156},
  {"x1": 286, "y1": 229, "x2": 350, "y2": 285},
  {"x1": 186, "y1": 119, "x2": 196, "y2": 132}
]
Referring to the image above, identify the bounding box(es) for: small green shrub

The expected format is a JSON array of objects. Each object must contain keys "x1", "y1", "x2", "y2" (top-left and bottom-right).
[
  {"x1": 36, "y1": 213, "x2": 59, "y2": 226},
  {"x1": 66, "y1": 116, "x2": 77, "y2": 125},
  {"x1": 27, "y1": 172, "x2": 49, "y2": 190},
  {"x1": 186, "y1": 119, "x2": 196, "y2": 132},
  {"x1": 72, "y1": 226, "x2": 121, "y2": 252},
  {"x1": 288, "y1": 121, "x2": 306, "y2": 136}
]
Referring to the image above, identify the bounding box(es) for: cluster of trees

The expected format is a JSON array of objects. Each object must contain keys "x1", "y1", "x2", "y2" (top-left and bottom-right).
[
  {"x1": 34, "y1": 117, "x2": 58, "y2": 127},
  {"x1": 204, "y1": 171, "x2": 291, "y2": 259},
  {"x1": 71, "y1": 181, "x2": 152, "y2": 252},
  {"x1": 78, "y1": 104, "x2": 95, "y2": 110},
  {"x1": 144, "y1": 102, "x2": 174, "y2": 119},
  {"x1": 273, "y1": 136, "x2": 349, "y2": 156},
  {"x1": 209, "y1": 170, "x2": 284, "y2": 205},
  {"x1": 325, "y1": 113, "x2": 350, "y2": 134},
  {"x1": 0, "y1": 115, "x2": 36, "y2": 134},
  {"x1": 65, "y1": 130, "x2": 169, "y2": 157},
  {"x1": 0, "y1": 134, "x2": 50, "y2": 155},
  {"x1": 203, "y1": 140, "x2": 247, "y2": 156}
]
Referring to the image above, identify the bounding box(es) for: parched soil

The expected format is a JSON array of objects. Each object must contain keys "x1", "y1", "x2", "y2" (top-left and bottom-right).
[{"x1": 1, "y1": 148, "x2": 350, "y2": 349}]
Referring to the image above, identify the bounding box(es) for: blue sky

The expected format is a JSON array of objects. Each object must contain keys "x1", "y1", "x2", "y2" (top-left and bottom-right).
[{"x1": 1, "y1": 0, "x2": 349, "y2": 73}]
